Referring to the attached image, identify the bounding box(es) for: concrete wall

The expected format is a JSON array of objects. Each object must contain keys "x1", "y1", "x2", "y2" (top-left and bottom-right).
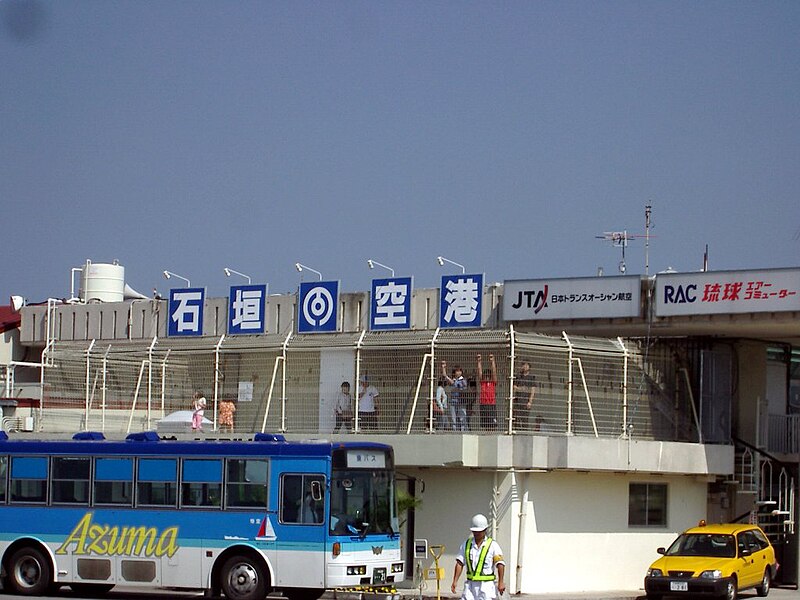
[
  {"x1": 407, "y1": 468, "x2": 706, "y2": 594},
  {"x1": 0, "y1": 329, "x2": 20, "y2": 364},
  {"x1": 19, "y1": 287, "x2": 503, "y2": 345},
  {"x1": 736, "y1": 340, "x2": 768, "y2": 445}
]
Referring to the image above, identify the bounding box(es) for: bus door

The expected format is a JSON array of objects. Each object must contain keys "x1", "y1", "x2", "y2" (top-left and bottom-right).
[{"x1": 273, "y1": 470, "x2": 327, "y2": 588}]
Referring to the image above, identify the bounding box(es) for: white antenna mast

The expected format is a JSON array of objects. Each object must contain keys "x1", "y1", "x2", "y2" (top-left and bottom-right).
[
  {"x1": 596, "y1": 231, "x2": 633, "y2": 274},
  {"x1": 644, "y1": 204, "x2": 652, "y2": 275}
]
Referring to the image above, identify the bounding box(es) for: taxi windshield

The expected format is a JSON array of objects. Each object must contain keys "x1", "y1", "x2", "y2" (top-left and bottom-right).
[{"x1": 666, "y1": 533, "x2": 736, "y2": 558}]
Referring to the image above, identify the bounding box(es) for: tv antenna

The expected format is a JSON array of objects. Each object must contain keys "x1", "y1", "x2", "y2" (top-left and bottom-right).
[
  {"x1": 596, "y1": 205, "x2": 655, "y2": 274},
  {"x1": 596, "y1": 231, "x2": 635, "y2": 273}
]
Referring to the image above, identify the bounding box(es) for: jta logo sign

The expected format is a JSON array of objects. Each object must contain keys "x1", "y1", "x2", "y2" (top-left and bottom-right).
[{"x1": 510, "y1": 285, "x2": 549, "y2": 314}]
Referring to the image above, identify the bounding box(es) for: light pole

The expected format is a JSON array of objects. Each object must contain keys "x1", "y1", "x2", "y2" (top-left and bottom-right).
[
  {"x1": 295, "y1": 263, "x2": 322, "y2": 281},
  {"x1": 367, "y1": 259, "x2": 395, "y2": 278},
  {"x1": 436, "y1": 256, "x2": 465, "y2": 274},
  {"x1": 163, "y1": 270, "x2": 191, "y2": 287},
  {"x1": 223, "y1": 267, "x2": 251, "y2": 284}
]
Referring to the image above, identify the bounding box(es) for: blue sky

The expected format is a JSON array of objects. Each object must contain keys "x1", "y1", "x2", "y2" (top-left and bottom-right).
[{"x1": 2, "y1": 1, "x2": 798, "y2": 303}]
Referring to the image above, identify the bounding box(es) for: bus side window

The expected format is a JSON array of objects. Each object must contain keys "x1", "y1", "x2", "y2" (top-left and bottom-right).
[
  {"x1": 9, "y1": 456, "x2": 47, "y2": 504},
  {"x1": 0, "y1": 456, "x2": 7, "y2": 504},
  {"x1": 51, "y1": 457, "x2": 90, "y2": 505},
  {"x1": 226, "y1": 459, "x2": 268, "y2": 509},
  {"x1": 94, "y1": 457, "x2": 133, "y2": 506},
  {"x1": 281, "y1": 474, "x2": 324, "y2": 525},
  {"x1": 137, "y1": 458, "x2": 178, "y2": 508},
  {"x1": 181, "y1": 459, "x2": 222, "y2": 508}
]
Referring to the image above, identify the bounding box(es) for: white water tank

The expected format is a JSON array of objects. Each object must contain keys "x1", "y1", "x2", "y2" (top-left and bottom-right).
[{"x1": 79, "y1": 260, "x2": 125, "y2": 303}]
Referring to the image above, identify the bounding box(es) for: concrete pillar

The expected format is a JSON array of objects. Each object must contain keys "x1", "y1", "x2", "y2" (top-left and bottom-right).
[{"x1": 735, "y1": 340, "x2": 767, "y2": 446}]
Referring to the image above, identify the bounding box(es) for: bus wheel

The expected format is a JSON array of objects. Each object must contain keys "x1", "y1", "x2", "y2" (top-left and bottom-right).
[
  {"x1": 220, "y1": 555, "x2": 267, "y2": 600},
  {"x1": 6, "y1": 546, "x2": 52, "y2": 595},
  {"x1": 70, "y1": 583, "x2": 115, "y2": 596},
  {"x1": 284, "y1": 587, "x2": 325, "y2": 600}
]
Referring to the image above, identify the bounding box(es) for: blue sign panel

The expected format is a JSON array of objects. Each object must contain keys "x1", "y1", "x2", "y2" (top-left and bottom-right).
[
  {"x1": 228, "y1": 284, "x2": 268, "y2": 335},
  {"x1": 439, "y1": 273, "x2": 483, "y2": 329},
  {"x1": 298, "y1": 280, "x2": 339, "y2": 333},
  {"x1": 168, "y1": 287, "x2": 205, "y2": 337},
  {"x1": 370, "y1": 276, "x2": 412, "y2": 330}
]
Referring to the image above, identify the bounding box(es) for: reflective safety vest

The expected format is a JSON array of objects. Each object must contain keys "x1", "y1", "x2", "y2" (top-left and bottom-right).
[{"x1": 465, "y1": 537, "x2": 495, "y2": 581}]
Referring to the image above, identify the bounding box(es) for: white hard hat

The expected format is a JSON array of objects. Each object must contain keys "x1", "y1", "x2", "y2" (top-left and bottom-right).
[{"x1": 470, "y1": 514, "x2": 489, "y2": 532}]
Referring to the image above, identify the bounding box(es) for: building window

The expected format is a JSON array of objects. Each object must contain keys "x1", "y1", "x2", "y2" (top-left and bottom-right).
[{"x1": 628, "y1": 483, "x2": 667, "y2": 527}]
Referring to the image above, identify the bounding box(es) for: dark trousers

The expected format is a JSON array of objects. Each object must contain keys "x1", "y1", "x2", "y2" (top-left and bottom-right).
[
  {"x1": 513, "y1": 400, "x2": 530, "y2": 431},
  {"x1": 479, "y1": 404, "x2": 497, "y2": 431},
  {"x1": 358, "y1": 411, "x2": 377, "y2": 430},
  {"x1": 334, "y1": 412, "x2": 352, "y2": 432}
]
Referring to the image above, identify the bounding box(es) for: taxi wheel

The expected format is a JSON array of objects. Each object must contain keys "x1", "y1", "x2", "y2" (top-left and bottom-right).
[
  {"x1": 756, "y1": 570, "x2": 770, "y2": 596},
  {"x1": 722, "y1": 577, "x2": 737, "y2": 600}
]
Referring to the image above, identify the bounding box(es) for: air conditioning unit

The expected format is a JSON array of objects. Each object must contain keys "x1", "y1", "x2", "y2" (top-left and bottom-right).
[{"x1": 21, "y1": 417, "x2": 34, "y2": 432}]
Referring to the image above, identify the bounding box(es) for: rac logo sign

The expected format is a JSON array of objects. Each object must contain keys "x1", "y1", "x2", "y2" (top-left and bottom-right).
[{"x1": 663, "y1": 284, "x2": 697, "y2": 304}]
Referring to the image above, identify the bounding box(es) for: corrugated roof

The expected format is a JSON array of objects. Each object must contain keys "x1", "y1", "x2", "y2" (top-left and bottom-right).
[{"x1": 0, "y1": 305, "x2": 21, "y2": 333}]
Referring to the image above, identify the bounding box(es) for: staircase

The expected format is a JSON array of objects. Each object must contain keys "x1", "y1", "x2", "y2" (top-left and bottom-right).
[{"x1": 733, "y1": 443, "x2": 796, "y2": 542}]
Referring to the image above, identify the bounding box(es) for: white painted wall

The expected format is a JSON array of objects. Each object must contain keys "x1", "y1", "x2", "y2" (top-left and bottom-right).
[
  {"x1": 318, "y1": 349, "x2": 355, "y2": 434},
  {"x1": 766, "y1": 361, "x2": 788, "y2": 416},
  {"x1": 408, "y1": 468, "x2": 707, "y2": 594}
]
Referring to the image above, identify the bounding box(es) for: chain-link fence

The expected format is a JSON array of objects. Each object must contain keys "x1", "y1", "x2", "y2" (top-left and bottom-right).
[{"x1": 35, "y1": 329, "x2": 698, "y2": 441}]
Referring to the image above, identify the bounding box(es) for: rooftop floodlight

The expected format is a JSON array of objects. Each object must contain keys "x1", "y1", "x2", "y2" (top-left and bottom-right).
[
  {"x1": 436, "y1": 256, "x2": 465, "y2": 274},
  {"x1": 295, "y1": 262, "x2": 322, "y2": 281},
  {"x1": 10, "y1": 295, "x2": 25, "y2": 312},
  {"x1": 223, "y1": 267, "x2": 251, "y2": 284},
  {"x1": 367, "y1": 259, "x2": 395, "y2": 278},
  {"x1": 163, "y1": 270, "x2": 191, "y2": 287}
]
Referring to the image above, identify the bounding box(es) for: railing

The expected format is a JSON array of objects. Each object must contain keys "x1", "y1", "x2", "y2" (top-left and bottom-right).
[
  {"x1": 31, "y1": 329, "x2": 699, "y2": 440},
  {"x1": 766, "y1": 413, "x2": 800, "y2": 455}
]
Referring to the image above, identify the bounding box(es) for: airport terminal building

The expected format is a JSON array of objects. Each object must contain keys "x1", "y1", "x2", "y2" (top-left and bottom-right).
[{"x1": 2, "y1": 262, "x2": 799, "y2": 593}]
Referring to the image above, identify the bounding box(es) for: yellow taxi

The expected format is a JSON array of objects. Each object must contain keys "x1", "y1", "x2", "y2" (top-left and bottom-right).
[{"x1": 644, "y1": 521, "x2": 779, "y2": 600}]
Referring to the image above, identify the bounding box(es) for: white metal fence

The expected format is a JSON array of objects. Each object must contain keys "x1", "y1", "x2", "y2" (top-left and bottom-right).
[{"x1": 31, "y1": 328, "x2": 698, "y2": 440}]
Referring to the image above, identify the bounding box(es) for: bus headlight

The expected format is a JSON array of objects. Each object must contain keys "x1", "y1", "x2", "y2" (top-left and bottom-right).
[
  {"x1": 347, "y1": 565, "x2": 367, "y2": 576},
  {"x1": 391, "y1": 563, "x2": 404, "y2": 573}
]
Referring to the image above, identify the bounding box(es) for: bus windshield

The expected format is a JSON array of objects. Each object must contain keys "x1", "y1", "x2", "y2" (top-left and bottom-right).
[{"x1": 329, "y1": 469, "x2": 398, "y2": 536}]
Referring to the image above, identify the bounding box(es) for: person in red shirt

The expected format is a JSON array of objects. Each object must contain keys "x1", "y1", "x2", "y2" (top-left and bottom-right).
[{"x1": 476, "y1": 354, "x2": 498, "y2": 431}]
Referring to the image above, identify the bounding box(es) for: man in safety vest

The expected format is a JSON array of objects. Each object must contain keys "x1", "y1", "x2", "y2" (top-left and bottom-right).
[{"x1": 451, "y1": 514, "x2": 506, "y2": 600}]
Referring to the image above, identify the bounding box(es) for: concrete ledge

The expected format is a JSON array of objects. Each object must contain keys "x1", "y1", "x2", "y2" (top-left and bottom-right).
[{"x1": 337, "y1": 433, "x2": 733, "y2": 476}]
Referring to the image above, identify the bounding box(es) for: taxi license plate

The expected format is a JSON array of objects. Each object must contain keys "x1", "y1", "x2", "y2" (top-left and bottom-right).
[{"x1": 670, "y1": 581, "x2": 688, "y2": 592}]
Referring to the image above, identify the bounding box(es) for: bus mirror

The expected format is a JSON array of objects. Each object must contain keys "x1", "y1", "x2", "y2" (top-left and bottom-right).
[{"x1": 311, "y1": 480, "x2": 323, "y2": 502}]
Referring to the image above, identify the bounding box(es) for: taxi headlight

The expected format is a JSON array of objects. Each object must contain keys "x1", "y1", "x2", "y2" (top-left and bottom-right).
[
  {"x1": 391, "y1": 562, "x2": 404, "y2": 573},
  {"x1": 647, "y1": 568, "x2": 664, "y2": 577},
  {"x1": 699, "y1": 570, "x2": 722, "y2": 579},
  {"x1": 346, "y1": 565, "x2": 367, "y2": 576}
]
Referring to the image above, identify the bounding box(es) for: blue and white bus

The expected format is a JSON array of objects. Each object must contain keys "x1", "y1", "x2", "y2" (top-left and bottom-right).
[{"x1": 0, "y1": 431, "x2": 404, "y2": 599}]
